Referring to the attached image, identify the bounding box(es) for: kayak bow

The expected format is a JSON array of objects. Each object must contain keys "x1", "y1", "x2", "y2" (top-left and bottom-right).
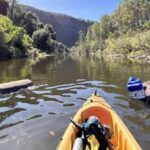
[{"x1": 57, "y1": 94, "x2": 141, "y2": 150}]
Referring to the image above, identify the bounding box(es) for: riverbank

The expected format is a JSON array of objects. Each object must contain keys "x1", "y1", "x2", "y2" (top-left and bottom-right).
[
  {"x1": 0, "y1": 47, "x2": 50, "y2": 61},
  {"x1": 71, "y1": 0, "x2": 150, "y2": 65},
  {"x1": 71, "y1": 49, "x2": 150, "y2": 64},
  {"x1": 0, "y1": 14, "x2": 69, "y2": 61},
  {"x1": 100, "y1": 50, "x2": 150, "y2": 64}
]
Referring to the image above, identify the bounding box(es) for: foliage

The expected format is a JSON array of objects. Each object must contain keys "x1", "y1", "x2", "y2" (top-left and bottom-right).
[
  {"x1": 75, "y1": 0, "x2": 150, "y2": 57},
  {"x1": 18, "y1": 4, "x2": 93, "y2": 46},
  {"x1": 12, "y1": 9, "x2": 44, "y2": 37},
  {"x1": 32, "y1": 28, "x2": 49, "y2": 52},
  {"x1": 47, "y1": 39, "x2": 68, "y2": 53},
  {"x1": 44, "y1": 23, "x2": 56, "y2": 40},
  {"x1": 0, "y1": 2, "x2": 71, "y2": 60},
  {"x1": 13, "y1": 5, "x2": 25, "y2": 26},
  {"x1": 0, "y1": 15, "x2": 32, "y2": 58},
  {"x1": 0, "y1": 30, "x2": 11, "y2": 59},
  {"x1": 21, "y1": 11, "x2": 43, "y2": 36},
  {"x1": 12, "y1": 6, "x2": 68, "y2": 55},
  {"x1": 32, "y1": 25, "x2": 68, "y2": 53},
  {"x1": 0, "y1": 8, "x2": 69, "y2": 60}
]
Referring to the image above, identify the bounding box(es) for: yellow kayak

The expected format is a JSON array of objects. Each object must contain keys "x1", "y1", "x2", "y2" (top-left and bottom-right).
[{"x1": 57, "y1": 93, "x2": 142, "y2": 150}]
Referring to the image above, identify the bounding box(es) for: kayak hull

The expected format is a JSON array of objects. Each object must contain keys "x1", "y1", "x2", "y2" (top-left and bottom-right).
[{"x1": 57, "y1": 94, "x2": 141, "y2": 150}]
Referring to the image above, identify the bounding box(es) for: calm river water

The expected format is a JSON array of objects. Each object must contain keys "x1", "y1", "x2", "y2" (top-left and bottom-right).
[{"x1": 0, "y1": 55, "x2": 150, "y2": 150}]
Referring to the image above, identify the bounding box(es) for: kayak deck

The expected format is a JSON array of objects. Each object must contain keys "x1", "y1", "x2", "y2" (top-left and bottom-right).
[{"x1": 57, "y1": 94, "x2": 141, "y2": 150}]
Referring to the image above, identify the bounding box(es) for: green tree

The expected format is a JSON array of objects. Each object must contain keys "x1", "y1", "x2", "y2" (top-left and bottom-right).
[
  {"x1": 32, "y1": 25, "x2": 68, "y2": 54},
  {"x1": 75, "y1": 0, "x2": 150, "y2": 56},
  {"x1": 0, "y1": 30, "x2": 11, "y2": 59},
  {"x1": 32, "y1": 28, "x2": 49, "y2": 52},
  {"x1": 44, "y1": 23, "x2": 56, "y2": 40},
  {"x1": 99, "y1": 15, "x2": 116, "y2": 39},
  {"x1": 0, "y1": 15, "x2": 32, "y2": 57},
  {"x1": 21, "y1": 11, "x2": 43, "y2": 36},
  {"x1": 13, "y1": 5, "x2": 25, "y2": 26},
  {"x1": 113, "y1": 0, "x2": 150, "y2": 32}
]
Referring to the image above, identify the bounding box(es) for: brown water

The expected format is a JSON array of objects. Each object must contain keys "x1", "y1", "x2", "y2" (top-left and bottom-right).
[{"x1": 0, "y1": 55, "x2": 150, "y2": 150}]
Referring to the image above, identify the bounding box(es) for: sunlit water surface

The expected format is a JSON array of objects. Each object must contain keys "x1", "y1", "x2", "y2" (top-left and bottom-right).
[{"x1": 0, "y1": 55, "x2": 150, "y2": 150}]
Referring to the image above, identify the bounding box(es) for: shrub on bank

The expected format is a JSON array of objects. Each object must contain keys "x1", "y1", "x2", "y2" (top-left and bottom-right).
[
  {"x1": 32, "y1": 25, "x2": 68, "y2": 54},
  {"x1": 0, "y1": 15, "x2": 32, "y2": 58}
]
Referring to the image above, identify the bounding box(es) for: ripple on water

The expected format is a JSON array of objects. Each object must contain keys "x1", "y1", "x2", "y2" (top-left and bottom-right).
[
  {"x1": 30, "y1": 97, "x2": 36, "y2": 100},
  {"x1": 0, "y1": 134, "x2": 8, "y2": 140},
  {"x1": 61, "y1": 94, "x2": 71, "y2": 98},
  {"x1": 44, "y1": 98, "x2": 64, "y2": 104},
  {"x1": 15, "y1": 95, "x2": 26, "y2": 99},
  {"x1": 32, "y1": 90, "x2": 51, "y2": 95},
  {"x1": 115, "y1": 95, "x2": 127, "y2": 101},
  {"x1": 76, "y1": 79, "x2": 86, "y2": 82},
  {"x1": 27, "y1": 84, "x2": 47, "y2": 91},
  {"x1": 50, "y1": 88, "x2": 77, "y2": 96},
  {"x1": 76, "y1": 80, "x2": 106, "y2": 87},
  {"x1": 0, "y1": 96, "x2": 10, "y2": 102},
  {"x1": 0, "y1": 108, "x2": 26, "y2": 122},
  {"x1": 62, "y1": 103, "x2": 75, "y2": 107},
  {"x1": 26, "y1": 115, "x2": 42, "y2": 121},
  {"x1": 0, "y1": 121, "x2": 24, "y2": 130},
  {"x1": 76, "y1": 97, "x2": 86, "y2": 101},
  {"x1": 45, "y1": 83, "x2": 75, "y2": 90},
  {"x1": 57, "y1": 85, "x2": 86, "y2": 91},
  {"x1": 61, "y1": 93, "x2": 77, "y2": 98},
  {"x1": 0, "y1": 107, "x2": 11, "y2": 113},
  {"x1": 48, "y1": 112, "x2": 57, "y2": 115},
  {"x1": 114, "y1": 103, "x2": 129, "y2": 109}
]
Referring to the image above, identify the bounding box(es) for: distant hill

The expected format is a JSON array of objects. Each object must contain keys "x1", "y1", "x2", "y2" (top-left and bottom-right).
[{"x1": 19, "y1": 4, "x2": 93, "y2": 47}]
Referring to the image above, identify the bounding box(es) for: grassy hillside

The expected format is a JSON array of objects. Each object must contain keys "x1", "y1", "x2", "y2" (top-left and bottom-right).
[{"x1": 19, "y1": 4, "x2": 93, "y2": 47}]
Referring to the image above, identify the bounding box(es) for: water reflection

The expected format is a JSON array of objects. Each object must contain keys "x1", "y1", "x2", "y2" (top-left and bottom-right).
[{"x1": 0, "y1": 55, "x2": 150, "y2": 149}]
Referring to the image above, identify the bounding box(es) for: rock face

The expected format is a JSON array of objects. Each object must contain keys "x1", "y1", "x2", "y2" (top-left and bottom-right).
[{"x1": 0, "y1": 79, "x2": 33, "y2": 94}]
